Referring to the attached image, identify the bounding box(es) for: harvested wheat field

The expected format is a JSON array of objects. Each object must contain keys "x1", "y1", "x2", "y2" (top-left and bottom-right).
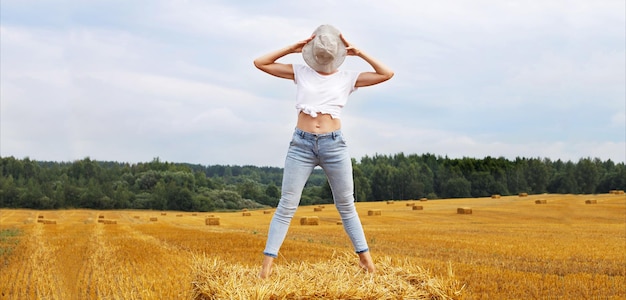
[{"x1": 1, "y1": 193, "x2": 624, "y2": 299}]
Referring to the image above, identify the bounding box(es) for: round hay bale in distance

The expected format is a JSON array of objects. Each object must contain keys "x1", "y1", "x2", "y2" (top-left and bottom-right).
[
  {"x1": 368, "y1": 209, "x2": 382, "y2": 216},
  {"x1": 300, "y1": 216, "x2": 319, "y2": 225},
  {"x1": 205, "y1": 217, "x2": 220, "y2": 225},
  {"x1": 412, "y1": 205, "x2": 424, "y2": 210},
  {"x1": 535, "y1": 199, "x2": 547, "y2": 204},
  {"x1": 457, "y1": 208, "x2": 472, "y2": 214},
  {"x1": 585, "y1": 199, "x2": 597, "y2": 204}
]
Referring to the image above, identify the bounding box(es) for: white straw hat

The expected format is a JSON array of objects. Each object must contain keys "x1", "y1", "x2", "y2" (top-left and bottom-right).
[{"x1": 302, "y1": 24, "x2": 346, "y2": 73}]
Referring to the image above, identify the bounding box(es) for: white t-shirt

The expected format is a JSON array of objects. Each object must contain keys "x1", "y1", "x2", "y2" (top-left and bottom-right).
[{"x1": 293, "y1": 64, "x2": 360, "y2": 119}]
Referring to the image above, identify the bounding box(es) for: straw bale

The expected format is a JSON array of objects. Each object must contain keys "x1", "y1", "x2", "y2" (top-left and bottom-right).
[
  {"x1": 192, "y1": 213, "x2": 198, "y2": 216},
  {"x1": 386, "y1": 201, "x2": 394, "y2": 204},
  {"x1": 133, "y1": 216, "x2": 140, "y2": 219},
  {"x1": 585, "y1": 199, "x2": 597, "y2": 204},
  {"x1": 263, "y1": 210, "x2": 272, "y2": 214},
  {"x1": 38, "y1": 215, "x2": 44, "y2": 219},
  {"x1": 150, "y1": 217, "x2": 158, "y2": 221},
  {"x1": 412, "y1": 205, "x2": 423, "y2": 210},
  {"x1": 457, "y1": 208, "x2": 472, "y2": 214},
  {"x1": 103, "y1": 220, "x2": 117, "y2": 224},
  {"x1": 98, "y1": 215, "x2": 104, "y2": 219},
  {"x1": 205, "y1": 217, "x2": 220, "y2": 225},
  {"x1": 535, "y1": 199, "x2": 547, "y2": 204},
  {"x1": 318, "y1": 205, "x2": 326, "y2": 209},
  {"x1": 176, "y1": 214, "x2": 183, "y2": 217},
  {"x1": 161, "y1": 212, "x2": 167, "y2": 216},
  {"x1": 336, "y1": 221, "x2": 343, "y2": 225},
  {"x1": 519, "y1": 193, "x2": 528, "y2": 197},
  {"x1": 39, "y1": 219, "x2": 56, "y2": 224},
  {"x1": 97, "y1": 219, "x2": 105, "y2": 223},
  {"x1": 242, "y1": 212, "x2": 252, "y2": 216},
  {"x1": 368, "y1": 209, "x2": 382, "y2": 216},
  {"x1": 206, "y1": 214, "x2": 214, "y2": 218},
  {"x1": 406, "y1": 203, "x2": 415, "y2": 207},
  {"x1": 314, "y1": 207, "x2": 323, "y2": 212},
  {"x1": 300, "y1": 216, "x2": 319, "y2": 225},
  {"x1": 419, "y1": 198, "x2": 428, "y2": 201},
  {"x1": 491, "y1": 194, "x2": 501, "y2": 199}
]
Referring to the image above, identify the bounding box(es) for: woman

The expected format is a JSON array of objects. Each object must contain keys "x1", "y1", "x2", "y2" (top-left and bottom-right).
[{"x1": 253, "y1": 24, "x2": 393, "y2": 279}]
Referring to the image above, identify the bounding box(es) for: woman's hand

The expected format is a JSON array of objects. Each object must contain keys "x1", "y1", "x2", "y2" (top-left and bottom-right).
[
  {"x1": 340, "y1": 34, "x2": 361, "y2": 56},
  {"x1": 290, "y1": 35, "x2": 315, "y2": 53}
]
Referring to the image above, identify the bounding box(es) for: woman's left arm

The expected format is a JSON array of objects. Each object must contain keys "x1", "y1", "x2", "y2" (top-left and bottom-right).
[{"x1": 341, "y1": 34, "x2": 394, "y2": 87}]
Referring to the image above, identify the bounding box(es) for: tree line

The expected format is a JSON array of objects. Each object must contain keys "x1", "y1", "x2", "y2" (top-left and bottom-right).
[{"x1": 0, "y1": 154, "x2": 623, "y2": 211}]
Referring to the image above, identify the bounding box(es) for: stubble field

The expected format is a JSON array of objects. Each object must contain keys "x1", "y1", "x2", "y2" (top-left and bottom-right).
[{"x1": 1, "y1": 193, "x2": 624, "y2": 299}]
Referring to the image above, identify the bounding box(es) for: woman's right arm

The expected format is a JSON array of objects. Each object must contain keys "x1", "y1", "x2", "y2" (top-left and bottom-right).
[{"x1": 253, "y1": 37, "x2": 313, "y2": 80}]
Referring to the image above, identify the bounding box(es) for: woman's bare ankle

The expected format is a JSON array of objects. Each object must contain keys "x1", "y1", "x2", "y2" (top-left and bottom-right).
[
  {"x1": 259, "y1": 256, "x2": 274, "y2": 279},
  {"x1": 358, "y1": 251, "x2": 376, "y2": 273}
]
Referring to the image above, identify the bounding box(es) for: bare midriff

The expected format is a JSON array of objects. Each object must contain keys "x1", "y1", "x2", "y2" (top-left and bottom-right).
[{"x1": 296, "y1": 112, "x2": 341, "y2": 134}]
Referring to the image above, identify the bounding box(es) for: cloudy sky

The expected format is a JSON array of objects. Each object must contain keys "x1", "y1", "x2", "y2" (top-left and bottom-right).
[{"x1": 1, "y1": 0, "x2": 624, "y2": 167}]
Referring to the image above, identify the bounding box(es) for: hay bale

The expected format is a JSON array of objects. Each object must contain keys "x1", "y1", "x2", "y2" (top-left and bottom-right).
[
  {"x1": 176, "y1": 214, "x2": 183, "y2": 217},
  {"x1": 457, "y1": 208, "x2": 472, "y2": 214},
  {"x1": 192, "y1": 213, "x2": 198, "y2": 216},
  {"x1": 263, "y1": 210, "x2": 272, "y2": 214},
  {"x1": 585, "y1": 199, "x2": 597, "y2": 204},
  {"x1": 150, "y1": 217, "x2": 158, "y2": 222},
  {"x1": 535, "y1": 199, "x2": 547, "y2": 204},
  {"x1": 519, "y1": 193, "x2": 528, "y2": 197},
  {"x1": 419, "y1": 198, "x2": 428, "y2": 202},
  {"x1": 368, "y1": 209, "x2": 382, "y2": 216},
  {"x1": 38, "y1": 215, "x2": 44, "y2": 219},
  {"x1": 386, "y1": 201, "x2": 394, "y2": 204},
  {"x1": 205, "y1": 217, "x2": 220, "y2": 225},
  {"x1": 412, "y1": 205, "x2": 424, "y2": 210},
  {"x1": 491, "y1": 194, "x2": 501, "y2": 199},
  {"x1": 300, "y1": 216, "x2": 319, "y2": 225},
  {"x1": 161, "y1": 212, "x2": 167, "y2": 216},
  {"x1": 405, "y1": 203, "x2": 415, "y2": 207},
  {"x1": 103, "y1": 220, "x2": 117, "y2": 224},
  {"x1": 336, "y1": 221, "x2": 343, "y2": 225},
  {"x1": 314, "y1": 207, "x2": 324, "y2": 212},
  {"x1": 133, "y1": 216, "x2": 140, "y2": 219},
  {"x1": 206, "y1": 214, "x2": 214, "y2": 218},
  {"x1": 318, "y1": 205, "x2": 326, "y2": 209},
  {"x1": 39, "y1": 219, "x2": 56, "y2": 224},
  {"x1": 98, "y1": 215, "x2": 104, "y2": 219},
  {"x1": 242, "y1": 212, "x2": 252, "y2": 216},
  {"x1": 97, "y1": 219, "x2": 105, "y2": 223}
]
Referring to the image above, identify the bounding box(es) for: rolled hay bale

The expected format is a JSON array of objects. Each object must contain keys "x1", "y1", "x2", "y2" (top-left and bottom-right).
[
  {"x1": 263, "y1": 210, "x2": 272, "y2": 214},
  {"x1": 419, "y1": 198, "x2": 428, "y2": 202},
  {"x1": 300, "y1": 216, "x2": 319, "y2": 225},
  {"x1": 38, "y1": 215, "x2": 44, "y2": 219},
  {"x1": 97, "y1": 219, "x2": 105, "y2": 223},
  {"x1": 206, "y1": 214, "x2": 214, "y2": 218},
  {"x1": 150, "y1": 217, "x2": 158, "y2": 222},
  {"x1": 176, "y1": 214, "x2": 183, "y2": 217},
  {"x1": 318, "y1": 205, "x2": 326, "y2": 209},
  {"x1": 133, "y1": 216, "x2": 140, "y2": 219},
  {"x1": 412, "y1": 205, "x2": 424, "y2": 210},
  {"x1": 406, "y1": 203, "x2": 415, "y2": 207},
  {"x1": 535, "y1": 199, "x2": 547, "y2": 204},
  {"x1": 192, "y1": 213, "x2": 198, "y2": 216},
  {"x1": 242, "y1": 212, "x2": 252, "y2": 216},
  {"x1": 103, "y1": 220, "x2": 117, "y2": 224},
  {"x1": 205, "y1": 217, "x2": 220, "y2": 225},
  {"x1": 336, "y1": 221, "x2": 343, "y2": 225},
  {"x1": 314, "y1": 207, "x2": 324, "y2": 212},
  {"x1": 386, "y1": 201, "x2": 394, "y2": 204},
  {"x1": 160, "y1": 212, "x2": 167, "y2": 216},
  {"x1": 491, "y1": 194, "x2": 501, "y2": 199},
  {"x1": 98, "y1": 215, "x2": 104, "y2": 219},
  {"x1": 368, "y1": 209, "x2": 382, "y2": 216},
  {"x1": 585, "y1": 199, "x2": 597, "y2": 204},
  {"x1": 457, "y1": 208, "x2": 472, "y2": 214},
  {"x1": 519, "y1": 193, "x2": 528, "y2": 197}
]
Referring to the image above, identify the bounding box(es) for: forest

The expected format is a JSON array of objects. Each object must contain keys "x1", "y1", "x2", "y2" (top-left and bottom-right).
[{"x1": 1, "y1": 154, "x2": 624, "y2": 211}]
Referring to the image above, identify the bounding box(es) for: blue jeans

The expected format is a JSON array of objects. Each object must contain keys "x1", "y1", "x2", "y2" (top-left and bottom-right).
[{"x1": 263, "y1": 128, "x2": 369, "y2": 258}]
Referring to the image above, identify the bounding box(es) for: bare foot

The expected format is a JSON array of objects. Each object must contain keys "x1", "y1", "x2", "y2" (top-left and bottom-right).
[
  {"x1": 259, "y1": 256, "x2": 274, "y2": 279},
  {"x1": 358, "y1": 251, "x2": 376, "y2": 274}
]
